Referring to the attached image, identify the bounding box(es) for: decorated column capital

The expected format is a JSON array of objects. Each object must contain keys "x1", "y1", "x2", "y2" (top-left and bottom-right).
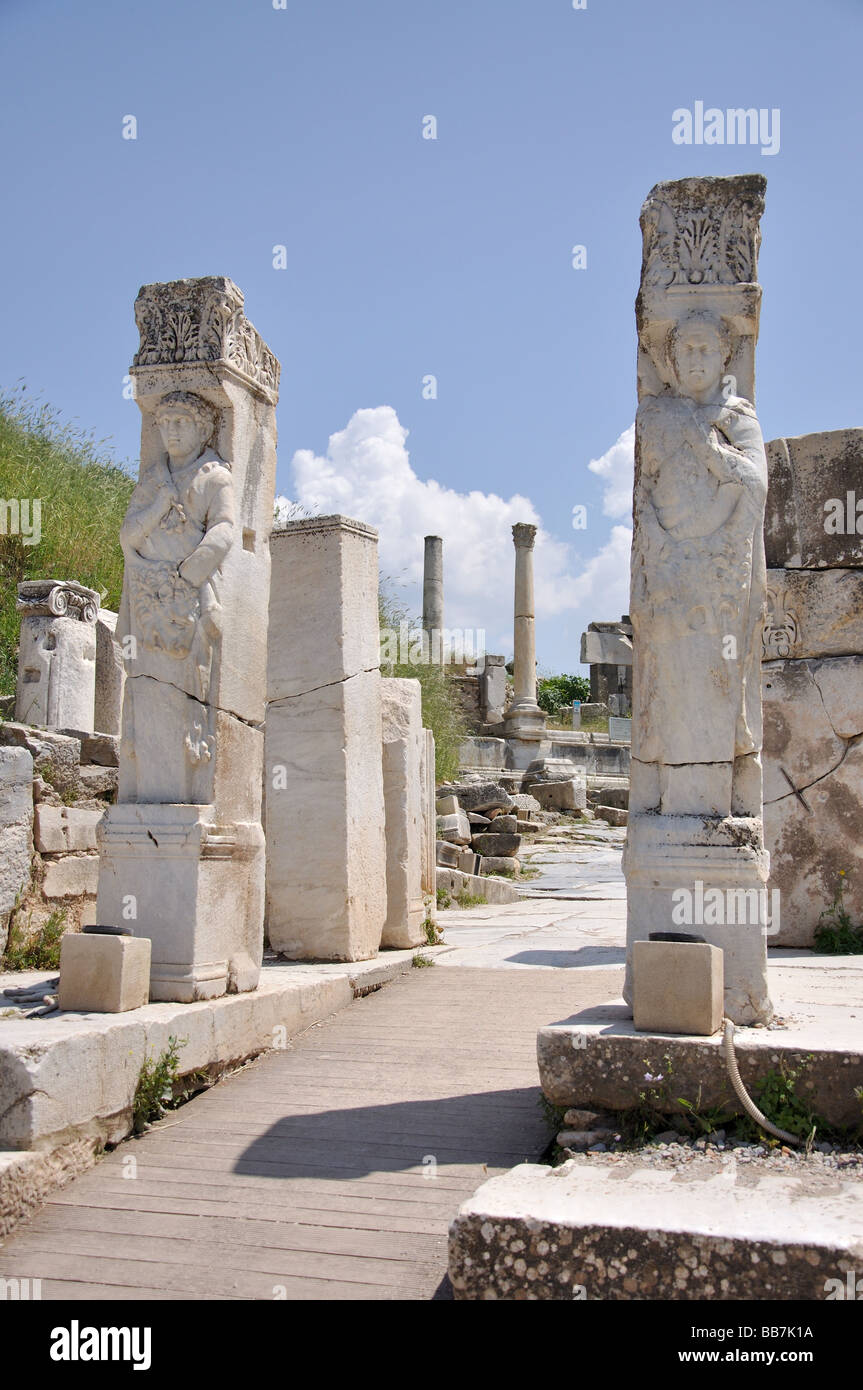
[
  {"x1": 512, "y1": 522, "x2": 537, "y2": 550},
  {"x1": 132, "y1": 276, "x2": 280, "y2": 404},
  {"x1": 17, "y1": 579, "x2": 100, "y2": 623}
]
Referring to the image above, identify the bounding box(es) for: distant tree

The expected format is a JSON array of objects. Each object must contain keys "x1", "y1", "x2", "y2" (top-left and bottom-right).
[{"x1": 537, "y1": 672, "x2": 590, "y2": 715}]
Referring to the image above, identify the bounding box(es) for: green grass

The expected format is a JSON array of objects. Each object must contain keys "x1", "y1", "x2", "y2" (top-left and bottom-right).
[
  {"x1": 0, "y1": 386, "x2": 135, "y2": 698},
  {"x1": 2, "y1": 909, "x2": 67, "y2": 971},
  {"x1": 412, "y1": 952, "x2": 435, "y2": 968}
]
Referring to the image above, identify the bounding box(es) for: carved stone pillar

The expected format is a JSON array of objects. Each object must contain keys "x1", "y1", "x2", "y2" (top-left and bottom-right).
[
  {"x1": 504, "y1": 523, "x2": 546, "y2": 763},
  {"x1": 97, "y1": 277, "x2": 278, "y2": 1001},
  {"x1": 623, "y1": 176, "x2": 772, "y2": 1025},
  {"x1": 15, "y1": 580, "x2": 99, "y2": 732}
]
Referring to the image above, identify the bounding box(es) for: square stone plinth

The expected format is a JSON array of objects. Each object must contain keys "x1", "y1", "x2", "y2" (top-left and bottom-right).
[
  {"x1": 632, "y1": 939, "x2": 723, "y2": 1036},
  {"x1": 59, "y1": 934, "x2": 151, "y2": 1013}
]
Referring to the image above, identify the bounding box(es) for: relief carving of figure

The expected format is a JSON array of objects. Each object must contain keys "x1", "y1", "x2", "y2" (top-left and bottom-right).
[
  {"x1": 631, "y1": 310, "x2": 768, "y2": 813},
  {"x1": 119, "y1": 391, "x2": 234, "y2": 705}
]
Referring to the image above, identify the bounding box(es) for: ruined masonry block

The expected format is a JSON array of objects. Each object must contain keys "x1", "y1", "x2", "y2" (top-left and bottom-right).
[
  {"x1": 448, "y1": 1162, "x2": 863, "y2": 1301},
  {"x1": 632, "y1": 939, "x2": 723, "y2": 1036},
  {"x1": 15, "y1": 581, "x2": 98, "y2": 733},
  {"x1": 420, "y1": 727, "x2": 437, "y2": 906},
  {"x1": 765, "y1": 428, "x2": 863, "y2": 570},
  {"x1": 59, "y1": 934, "x2": 151, "y2": 1013},
  {"x1": 528, "y1": 779, "x2": 586, "y2": 812},
  {"x1": 0, "y1": 749, "x2": 34, "y2": 940},
  {"x1": 43, "y1": 855, "x2": 99, "y2": 899},
  {"x1": 380, "y1": 678, "x2": 426, "y2": 949},
  {"x1": 265, "y1": 517, "x2": 387, "y2": 961},
  {"x1": 34, "y1": 806, "x2": 104, "y2": 854}
]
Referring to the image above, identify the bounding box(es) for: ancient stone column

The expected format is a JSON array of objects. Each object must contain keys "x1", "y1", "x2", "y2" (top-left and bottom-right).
[
  {"x1": 15, "y1": 580, "x2": 98, "y2": 732},
  {"x1": 97, "y1": 277, "x2": 279, "y2": 1001},
  {"x1": 504, "y1": 525, "x2": 546, "y2": 763},
  {"x1": 265, "y1": 516, "x2": 387, "y2": 961},
  {"x1": 381, "y1": 677, "x2": 426, "y2": 948},
  {"x1": 422, "y1": 535, "x2": 444, "y2": 664},
  {"x1": 623, "y1": 175, "x2": 772, "y2": 1024}
]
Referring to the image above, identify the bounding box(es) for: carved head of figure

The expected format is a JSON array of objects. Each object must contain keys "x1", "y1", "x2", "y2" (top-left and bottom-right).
[
  {"x1": 668, "y1": 311, "x2": 732, "y2": 404},
  {"x1": 155, "y1": 391, "x2": 216, "y2": 467}
]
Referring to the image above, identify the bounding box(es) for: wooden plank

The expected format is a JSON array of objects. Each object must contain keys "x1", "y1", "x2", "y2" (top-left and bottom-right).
[{"x1": 0, "y1": 966, "x2": 592, "y2": 1300}]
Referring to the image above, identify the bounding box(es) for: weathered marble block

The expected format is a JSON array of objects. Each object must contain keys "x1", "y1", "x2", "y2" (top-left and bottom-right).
[
  {"x1": 15, "y1": 581, "x2": 98, "y2": 732},
  {"x1": 765, "y1": 428, "x2": 863, "y2": 570},
  {"x1": 59, "y1": 933, "x2": 151, "y2": 1014},
  {"x1": 762, "y1": 655, "x2": 863, "y2": 945},
  {"x1": 381, "y1": 678, "x2": 426, "y2": 949},
  {"x1": 480, "y1": 655, "x2": 507, "y2": 726},
  {"x1": 420, "y1": 728, "x2": 437, "y2": 911},
  {"x1": 0, "y1": 748, "x2": 33, "y2": 949},
  {"x1": 624, "y1": 174, "x2": 771, "y2": 1025},
  {"x1": 94, "y1": 608, "x2": 125, "y2": 735},
  {"x1": 761, "y1": 428, "x2": 863, "y2": 945},
  {"x1": 265, "y1": 517, "x2": 387, "y2": 961},
  {"x1": 97, "y1": 277, "x2": 278, "y2": 1001},
  {"x1": 763, "y1": 567, "x2": 863, "y2": 661}
]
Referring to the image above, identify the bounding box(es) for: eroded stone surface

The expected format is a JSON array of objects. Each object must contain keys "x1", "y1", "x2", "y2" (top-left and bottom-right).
[
  {"x1": 449, "y1": 1161, "x2": 863, "y2": 1300},
  {"x1": 765, "y1": 429, "x2": 863, "y2": 570},
  {"x1": 98, "y1": 278, "x2": 277, "y2": 1001},
  {"x1": 266, "y1": 518, "x2": 386, "y2": 962},
  {"x1": 626, "y1": 175, "x2": 771, "y2": 1024},
  {"x1": 0, "y1": 748, "x2": 33, "y2": 947},
  {"x1": 381, "y1": 678, "x2": 426, "y2": 949},
  {"x1": 15, "y1": 581, "x2": 98, "y2": 733}
]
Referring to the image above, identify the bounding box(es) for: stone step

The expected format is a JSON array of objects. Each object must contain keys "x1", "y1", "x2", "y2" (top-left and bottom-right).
[{"x1": 448, "y1": 1158, "x2": 863, "y2": 1300}]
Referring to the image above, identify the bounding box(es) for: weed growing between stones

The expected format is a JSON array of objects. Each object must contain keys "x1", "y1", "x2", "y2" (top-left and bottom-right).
[
  {"x1": 733, "y1": 1058, "x2": 821, "y2": 1145},
  {"x1": 538, "y1": 1094, "x2": 568, "y2": 1164},
  {"x1": 423, "y1": 915, "x2": 444, "y2": 944},
  {"x1": 132, "y1": 1036, "x2": 188, "y2": 1134},
  {"x1": 2, "y1": 908, "x2": 67, "y2": 971},
  {"x1": 412, "y1": 953, "x2": 435, "y2": 968},
  {"x1": 814, "y1": 874, "x2": 863, "y2": 953},
  {"x1": 454, "y1": 889, "x2": 486, "y2": 908},
  {"x1": 436, "y1": 887, "x2": 451, "y2": 909}
]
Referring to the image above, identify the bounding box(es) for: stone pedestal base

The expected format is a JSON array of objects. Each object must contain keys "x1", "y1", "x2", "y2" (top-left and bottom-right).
[
  {"x1": 503, "y1": 709, "x2": 549, "y2": 771},
  {"x1": 59, "y1": 934, "x2": 151, "y2": 1013},
  {"x1": 623, "y1": 812, "x2": 772, "y2": 1025},
  {"x1": 96, "y1": 805, "x2": 264, "y2": 1002}
]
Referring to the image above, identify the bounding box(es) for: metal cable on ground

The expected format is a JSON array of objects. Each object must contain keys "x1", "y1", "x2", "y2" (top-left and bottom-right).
[{"x1": 722, "y1": 1017, "x2": 801, "y2": 1147}]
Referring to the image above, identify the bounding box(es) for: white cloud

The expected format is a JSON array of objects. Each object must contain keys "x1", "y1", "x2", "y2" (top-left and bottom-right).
[
  {"x1": 588, "y1": 422, "x2": 635, "y2": 521},
  {"x1": 277, "y1": 407, "x2": 635, "y2": 665}
]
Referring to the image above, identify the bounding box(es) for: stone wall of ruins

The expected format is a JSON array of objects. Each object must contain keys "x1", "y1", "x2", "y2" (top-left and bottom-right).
[{"x1": 761, "y1": 428, "x2": 863, "y2": 945}]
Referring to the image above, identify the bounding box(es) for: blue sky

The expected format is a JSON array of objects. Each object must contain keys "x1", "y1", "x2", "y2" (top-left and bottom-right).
[{"x1": 1, "y1": 0, "x2": 861, "y2": 668}]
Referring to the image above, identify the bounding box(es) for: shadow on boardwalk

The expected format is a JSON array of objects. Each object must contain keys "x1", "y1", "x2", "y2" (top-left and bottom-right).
[{"x1": 234, "y1": 1085, "x2": 548, "y2": 1181}]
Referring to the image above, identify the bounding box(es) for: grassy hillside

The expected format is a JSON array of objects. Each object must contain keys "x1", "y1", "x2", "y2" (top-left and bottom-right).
[{"x1": 0, "y1": 387, "x2": 135, "y2": 697}]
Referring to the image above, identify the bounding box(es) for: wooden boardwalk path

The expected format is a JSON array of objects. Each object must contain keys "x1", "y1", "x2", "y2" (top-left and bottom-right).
[{"x1": 0, "y1": 964, "x2": 619, "y2": 1300}]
